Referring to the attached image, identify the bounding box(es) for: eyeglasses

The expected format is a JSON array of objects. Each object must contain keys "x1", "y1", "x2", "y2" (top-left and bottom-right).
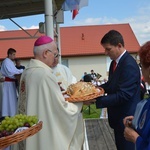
[{"x1": 47, "y1": 49, "x2": 60, "y2": 58}]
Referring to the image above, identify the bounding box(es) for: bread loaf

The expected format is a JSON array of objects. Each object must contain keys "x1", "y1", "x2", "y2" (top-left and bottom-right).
[{"x1": 66, "y1": 82, "x2": 98, "y2": 98}]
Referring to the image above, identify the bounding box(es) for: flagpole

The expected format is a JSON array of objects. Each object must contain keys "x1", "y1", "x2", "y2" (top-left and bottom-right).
[
  {"x1": 56, "y1": 23, "x2": 62, "y2": 64},
  {"x1": 44, "y1": 0, "x2": 54, "y2": 37}
]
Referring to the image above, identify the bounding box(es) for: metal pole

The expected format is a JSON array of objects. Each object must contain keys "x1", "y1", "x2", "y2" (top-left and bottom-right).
[
  {"x1": 44, "y1": 0, "x2": 54, "y2": 37},
  {"x1": 56, "y1": 24, "x2": 62, "y2": 63}
]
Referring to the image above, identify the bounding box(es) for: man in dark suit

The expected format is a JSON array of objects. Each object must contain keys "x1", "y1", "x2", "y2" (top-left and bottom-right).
[{"x1": 96, "y1": 30, "x2": 141, "y2": 150}]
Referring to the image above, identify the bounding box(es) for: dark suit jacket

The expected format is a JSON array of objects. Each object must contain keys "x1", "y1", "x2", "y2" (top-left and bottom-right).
[{"x1": 96, "y1": 51, "x2": 141, "y2": 131}]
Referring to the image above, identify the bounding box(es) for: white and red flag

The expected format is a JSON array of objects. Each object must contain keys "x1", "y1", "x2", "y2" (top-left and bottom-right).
[
  {"x1": 62, "y1": 0, "x2": 88, "y2": 19},
  {"x1": 62, "y1": 0, "x2": 88, "y2": 11},
  {"x1": 72, "y1": 9, "x2": 79, "y2": 20}
]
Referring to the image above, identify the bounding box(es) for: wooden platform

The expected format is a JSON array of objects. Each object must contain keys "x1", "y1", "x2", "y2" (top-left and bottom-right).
[{"x1": 84, "y1": 119, "x2": 117, "y2": 150}]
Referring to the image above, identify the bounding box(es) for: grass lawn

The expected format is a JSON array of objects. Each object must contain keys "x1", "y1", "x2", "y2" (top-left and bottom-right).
[
  {"x1": 82, "y1": 94, "x2": 150, "y2": 119},
  {"x1": 82, "y1": 104, "x2": 101, "y2": 119}
]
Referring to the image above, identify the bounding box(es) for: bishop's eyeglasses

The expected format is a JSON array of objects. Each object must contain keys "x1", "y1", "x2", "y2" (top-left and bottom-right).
[{"x1": 47, "y1": 49, "x2": 60, "y2": 58}]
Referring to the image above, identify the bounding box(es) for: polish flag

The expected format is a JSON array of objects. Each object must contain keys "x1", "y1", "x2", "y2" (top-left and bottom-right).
[{"x1": 72, "y1": 9, "x2": 79, "y2": 20}]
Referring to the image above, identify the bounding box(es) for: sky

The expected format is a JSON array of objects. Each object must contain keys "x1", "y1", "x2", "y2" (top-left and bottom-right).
[{"x1": 0, "y1": 0, "x2": 150, "y2": 45}]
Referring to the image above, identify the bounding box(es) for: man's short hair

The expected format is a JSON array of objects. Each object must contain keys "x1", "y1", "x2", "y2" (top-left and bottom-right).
[
  {"x1": 101, "y1": 30, "x2": 124, "y2": 47},
  {"x1": 7, "y1": 48, "x2": 16, "y2": 56}
]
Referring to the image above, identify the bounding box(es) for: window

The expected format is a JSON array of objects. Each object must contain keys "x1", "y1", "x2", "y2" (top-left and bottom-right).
[{"x1": 61, "y1": 59, "x2": 68, "y2": 67}]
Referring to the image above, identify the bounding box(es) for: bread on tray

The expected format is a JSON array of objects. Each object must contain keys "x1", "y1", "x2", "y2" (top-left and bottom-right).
[{"x1": 66, "y1": 81, "x2": 99, "y2": 98}]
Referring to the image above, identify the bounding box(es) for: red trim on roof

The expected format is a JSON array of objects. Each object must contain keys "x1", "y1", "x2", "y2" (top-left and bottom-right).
[{"x1": 0, "y1": 23, "x2": 140, "y2": 60}]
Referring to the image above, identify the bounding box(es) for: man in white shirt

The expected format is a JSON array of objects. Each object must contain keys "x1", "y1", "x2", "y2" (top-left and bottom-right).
[{"x1": 1, "y1": 48, "x2": 23, "y2": 117}]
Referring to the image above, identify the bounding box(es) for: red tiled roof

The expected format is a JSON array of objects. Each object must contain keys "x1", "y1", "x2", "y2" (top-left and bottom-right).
[
  {"x1": 0, "y1": 23, "x2": 140, "y2": 60},
  {"x1": 0, "y1": 29, "x2": 44, "y2": 60},
  {"x1": 60, "y1": 23, "x2": 140, "y2": 56}
]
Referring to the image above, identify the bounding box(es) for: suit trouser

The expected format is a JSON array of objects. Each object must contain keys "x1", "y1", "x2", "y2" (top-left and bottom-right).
[{"x1": 114, "y1": 129, "x2": 135, "y2": 150}]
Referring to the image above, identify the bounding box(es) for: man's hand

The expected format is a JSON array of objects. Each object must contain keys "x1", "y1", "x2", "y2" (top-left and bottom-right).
[
  {"x1": 83, "y1": 99, "x2": 96, "y2": 105},
  {"x1": 124, "y1": 127, "x2": 139, "y2": 143},
  {"x1": 123, "y1": 116, "x2": 134, "y2": 127}
]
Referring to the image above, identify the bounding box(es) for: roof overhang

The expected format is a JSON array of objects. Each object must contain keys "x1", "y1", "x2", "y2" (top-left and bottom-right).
[{"x1": 0, "y1": 0, "x2": 65, "y2": 19}]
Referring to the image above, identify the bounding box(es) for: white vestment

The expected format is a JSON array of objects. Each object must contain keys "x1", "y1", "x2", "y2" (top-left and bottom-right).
[
  {"x1": 1, "y1": 58, "x2": 23, "y2": 117},
  {"x1": 17, "y1": 59, "x2": 84, "y2": 150},
  {"x1": 52, "y1": 64, "x2": 77, "y2": 91}
]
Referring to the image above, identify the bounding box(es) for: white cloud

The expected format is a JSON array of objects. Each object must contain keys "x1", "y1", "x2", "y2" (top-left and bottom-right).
[
  {"x1": 138, "y1": 5, "x2": 150, "y2": 15},
  {"x1": 78, "y1": 18, "x2": 101, "y2": 25},
  {"x1": 130, "y1": 21, "x2": 150, "y2": 45},
  {"x1": 73, "y1": 18, "x2": 100, "y2": 25},
  {"x1": 0, "y1": 25, "x2": 7, "y2": 31},
  {"x1": 20, "y1": 25, "x2": 38, "y2": 30}
]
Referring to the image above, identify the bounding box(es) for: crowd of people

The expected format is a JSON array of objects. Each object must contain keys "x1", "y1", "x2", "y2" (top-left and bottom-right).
[
  {"x1": 81, "y1": 70, "x2": 104, "y2": 86},
  {"x1": 81, "y1": 70, "x2": 108, "y2": 118},
  {"x1": 0, "y1": 29, "x2": 149, "y2": 150}
]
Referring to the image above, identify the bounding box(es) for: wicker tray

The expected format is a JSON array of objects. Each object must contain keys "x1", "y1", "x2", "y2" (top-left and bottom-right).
[
  {"x1": 64, "y1": 87, "x2": 104, "y2": 102},
  {"x1": 0, "y1": 121, "x2": 43, "y2": 149}
]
